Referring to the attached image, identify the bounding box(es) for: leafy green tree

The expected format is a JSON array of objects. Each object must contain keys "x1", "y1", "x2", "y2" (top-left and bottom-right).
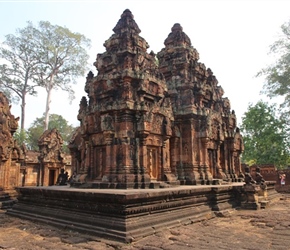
[
  {"x1": 0, "y1": 21, "x2": 91, "y2": 130},
  {"x1": 257, "y1": 20, "x2": 290, "y2": 112},
  {"x1": 14, "y1": 129, "x2": 29, "y2": 147},
  {"x1": 240, "y1": 100, "x2": 290, "y2": 168},
  {"x1": 31, "y1": 21, "x2": 91, "y2": 130},
  {"x1": 27, "y1": 114, "x2": 75, "y2": 152}
]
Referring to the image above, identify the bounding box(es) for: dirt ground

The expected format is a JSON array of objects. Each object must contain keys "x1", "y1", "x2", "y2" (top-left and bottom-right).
[{"x1": 1, "y1": 194, "x2": 290, "y2": 250}]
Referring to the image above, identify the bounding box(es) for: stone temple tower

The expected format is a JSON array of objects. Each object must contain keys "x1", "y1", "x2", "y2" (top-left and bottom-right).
[
  {"x1": 69, "y1": 10, "x2": 244, "y2": 188},
  {"x1": 70, "y1": 9, "x2": 178, "y2": 188},
  {"x1": 157, "y1": 23, "x2": 244, "y2": 184}
]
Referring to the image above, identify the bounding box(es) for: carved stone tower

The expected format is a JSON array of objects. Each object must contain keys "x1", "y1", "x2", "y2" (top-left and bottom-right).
[
  {"x1": 70, "y1": 10, "x2": 244, "y2": 188},
  {"x1": 71, "y1": 9, "x2": 177, "y2": 188},
  {"x1": 157, "y1": 24, "x2": 244, "y2": 184}
]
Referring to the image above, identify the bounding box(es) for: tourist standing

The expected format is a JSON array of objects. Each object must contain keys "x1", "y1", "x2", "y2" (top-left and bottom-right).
[{"x1": 280, "y1": 173, "x2": 286, "y2": 186}]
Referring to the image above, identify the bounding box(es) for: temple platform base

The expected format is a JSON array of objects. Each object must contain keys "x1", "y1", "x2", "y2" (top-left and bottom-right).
[{"x1": 6, "y1": 184, "x2": 243, "y2": 243}]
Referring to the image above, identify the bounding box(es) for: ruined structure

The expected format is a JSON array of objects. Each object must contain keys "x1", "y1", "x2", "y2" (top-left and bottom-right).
[
  {"x1": 158, "y1": 23, "x2": 244, "y2": 184},
  {"x1": 70, "y1": 9, "x2": 177, "y2": 188},
  {"x1": 38, "y1": 128, "x2": 71, "y2": 186},
  {"x1": 0, "y1": 92, "x2": 71, "y2": 193},
  {"x1": 7, "y1": 10, "x2": 281, "y2": 243},
  {"x1": 69, "y1": 9, "x2": 244, "y2": 188},
  {"x1": 19, "y1": 150, "x2": 71, "y2": 187},
  {"x1": 0, "y1": 92, "x2": 24, "y2": 207}
]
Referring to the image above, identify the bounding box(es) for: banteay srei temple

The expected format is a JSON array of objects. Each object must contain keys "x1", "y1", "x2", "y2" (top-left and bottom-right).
[
  {"x1": 0, "y1": 9, "x2": 285, "y2": 242},
  {"x1": 69, "y1": 9, "x2": 244, "y2": 188}
]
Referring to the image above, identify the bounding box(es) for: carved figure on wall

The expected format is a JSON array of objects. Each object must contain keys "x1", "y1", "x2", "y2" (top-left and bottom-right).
[
  {"x1": 121, "y1": 80, "x2": 133, "y2": 100},
  {"x1": 11, "y1": 139, "x2": 24, "y2": 161},
  {"x1": 101, "y1": 114, "x2": 114, "y2": 131}
]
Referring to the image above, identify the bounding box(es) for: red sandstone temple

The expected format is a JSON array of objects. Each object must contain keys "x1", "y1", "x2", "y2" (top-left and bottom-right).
[{"x1": 69, "y1": 9, "x2": 244, "y2": 188}]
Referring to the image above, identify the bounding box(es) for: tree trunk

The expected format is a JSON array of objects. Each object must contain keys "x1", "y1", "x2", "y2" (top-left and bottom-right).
[
  {"x1": 44, "y1": 77, "x2": 54, "y2": 131},
  {"x1": 21, "y1": 93, "x2": 26, "y2": 130}
]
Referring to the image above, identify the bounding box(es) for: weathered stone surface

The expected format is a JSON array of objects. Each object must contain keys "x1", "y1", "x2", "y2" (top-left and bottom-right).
[
  {"x1": 8, "y1": 184, "x2": 242, "y2": 242},
  {"x1": 2, "y1": 194, "x2": 290, "y2": 249},
  {"x1": 69, "y1": 9, "x2": 244, "y2": 189},
  {"x1": 37, "y1": 128, "x2": 71, "y2": 186},
  {"x1": 158, "y1": 23, "x2": 244, "y2": 184},
  {"x1": 3, "y1": 8, "x2": 275, "y2": 245},
  {"x1": 0, "y1": 92, "x2": 23, "y2": 200},
  {"x1": 0, "y1": 94, "x2": 22, "y2": 207},
  {"x1": 70, "y1": 9, "x2": 177, "y2": 189}
]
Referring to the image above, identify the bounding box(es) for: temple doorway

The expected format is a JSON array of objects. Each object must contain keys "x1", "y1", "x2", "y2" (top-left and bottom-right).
[{"x1": 48, "y1": 169, "x2": 56, "y2": 186}]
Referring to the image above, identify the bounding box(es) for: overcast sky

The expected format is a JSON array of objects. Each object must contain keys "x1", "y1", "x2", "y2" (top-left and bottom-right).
[{"x1": 1, "y1": 0, "x2": 290, "y2": 128}]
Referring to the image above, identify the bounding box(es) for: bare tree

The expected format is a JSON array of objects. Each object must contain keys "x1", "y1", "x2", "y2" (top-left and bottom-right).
[
  {"x1": 0, "y1": 25, "x2": 40, "y2": 129},
  {"x1": 0, "y1": 21, "x2": 91, "y2": 130}
]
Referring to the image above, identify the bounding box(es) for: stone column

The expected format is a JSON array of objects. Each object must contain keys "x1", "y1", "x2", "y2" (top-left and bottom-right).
[
  {"x1": 172, "y1": 137, "x2": 183, "y2": 181},
  {"x1": 102, "y1": 131, "x2": 114, "y2": 182},
  {"x1": 201, "y1": 138, "x2": 212, "y2": 181},
  {"x1": 216, "y1": 142, "x2": 226, "y2": 179},
  {"x1": 224, "y1": 140, "x2": 230, "y2": 179},
  {"x1": 230, "y1": 152, "x2": 238, "y2": 179},
  {"x1": 190, "y1": 119, "x2": 199, "y2": 183},
  {"x1": 162, "y1": 139, "x2": 178, "y2": 184},
  {"x1": 139, "y1": 134, "x2": 150, "y2": 187}
]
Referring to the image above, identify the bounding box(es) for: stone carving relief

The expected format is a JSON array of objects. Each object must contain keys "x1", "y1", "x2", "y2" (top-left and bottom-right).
[
  {"x1": 38, "y1": 128, "x2": 64, "y2": 163},
  {"x1": 0, "y1": 92, "x2": 20, "y2": 161}
]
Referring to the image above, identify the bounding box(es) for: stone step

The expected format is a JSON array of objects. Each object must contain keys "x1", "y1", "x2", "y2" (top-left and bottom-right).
[
  {"x1": 0, "y1": 199, "x2": 17, "y2": 209},
  {"x1": 259, "y1": 200, "x2": 270, "y2": 209},
  {"x1": 0, "y1": 193, "x2": 10, "y2": 200}
]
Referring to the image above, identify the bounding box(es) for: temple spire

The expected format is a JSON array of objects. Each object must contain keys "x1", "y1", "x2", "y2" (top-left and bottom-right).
[
  {"x1": 113, "y1": 9, "x2": 141, "y2": 34},
  {"x1": 164, "y1": 23, "x2": 192, "y2": 48}
]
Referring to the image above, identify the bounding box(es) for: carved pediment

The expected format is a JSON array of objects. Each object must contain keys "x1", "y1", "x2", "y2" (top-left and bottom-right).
[{"x1": 38, "y1": 128, "x2": 64, "y2": 163}]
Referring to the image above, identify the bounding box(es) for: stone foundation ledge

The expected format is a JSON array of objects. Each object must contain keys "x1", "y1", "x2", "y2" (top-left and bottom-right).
[{"x1": 7, "y1": 184, "x2": 242, "y2": 242}]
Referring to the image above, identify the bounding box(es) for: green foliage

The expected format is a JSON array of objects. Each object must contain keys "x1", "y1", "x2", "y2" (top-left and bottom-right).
[
  {"x1": 240, "y1": 101, "x2": 290, "y2": 168},
  {"x1": 257, "y1": 20, "x2": 290, "y2": 113},
  {"x1": 27, "y1": 114, "x2": 75, "y2": 152},
  {"x1": 31, "y1": 21, "x2": 91, "y2": 99},
  {"x1": 14, "y1": 129, "x2": 29, "y2": 147},
  {"x1": 29, "y1": 21, "x2": 91, "y2": 130}
]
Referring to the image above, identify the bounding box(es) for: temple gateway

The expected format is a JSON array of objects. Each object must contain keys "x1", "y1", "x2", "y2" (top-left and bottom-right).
[{"x1": 69, "y1": 9, "x2": 244, "y2": 189}]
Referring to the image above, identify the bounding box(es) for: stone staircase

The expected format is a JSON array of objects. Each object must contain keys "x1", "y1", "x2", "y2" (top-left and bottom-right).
[{"x1": 0, "y1": 188, "x2": 17, "y2": 209}]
